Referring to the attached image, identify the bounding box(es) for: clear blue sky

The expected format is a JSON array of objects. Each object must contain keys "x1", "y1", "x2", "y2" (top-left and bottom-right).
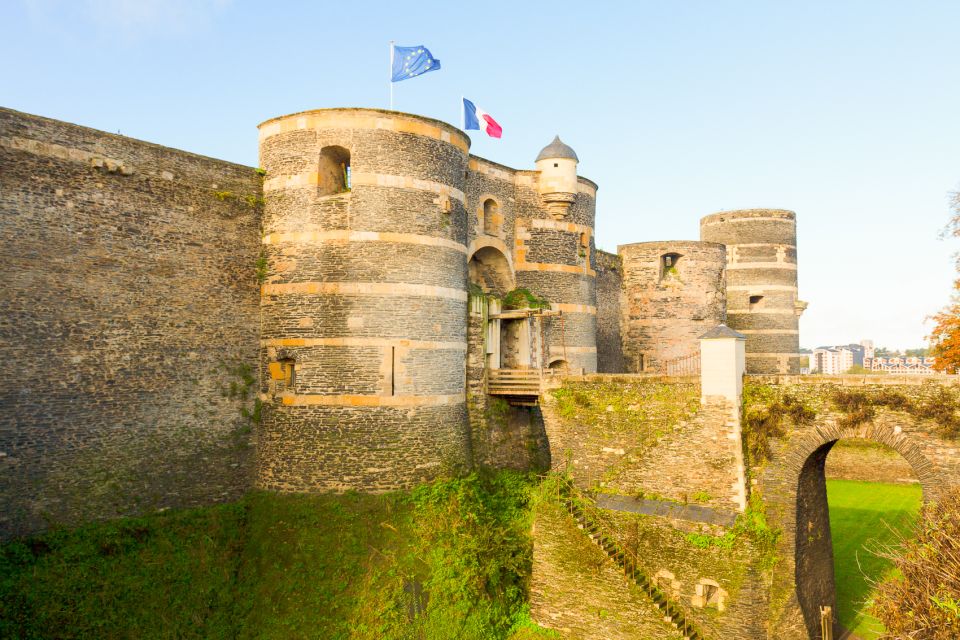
[{"x1": 4, "y1": 0, "x2": 959, "y2": 350}]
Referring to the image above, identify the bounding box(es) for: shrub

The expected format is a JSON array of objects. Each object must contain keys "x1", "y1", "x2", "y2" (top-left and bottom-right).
[
  {"x1": 502, "y1": 288, "x2": 550, "y2": 311},
  {"x1": 913, "y1": 387, "x2": 960, "y2": 439},
  {"x1": 872, "y1": 487, "x2": 960, "y2": 639},
  {"x1": 743, "y1": 395, "x2": 815, "y2": 466},
  {"x1": 832, "y1": 390, "x2": 876, "y2": 428}
]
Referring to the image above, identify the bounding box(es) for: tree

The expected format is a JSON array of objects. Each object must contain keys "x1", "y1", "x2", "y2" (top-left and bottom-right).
[
  {"x1": 929, "y1": 189, "x2": 960, "y2": 373},
  {"x1": 872, "y1": 487, "x2": 960, "y2": 639}
]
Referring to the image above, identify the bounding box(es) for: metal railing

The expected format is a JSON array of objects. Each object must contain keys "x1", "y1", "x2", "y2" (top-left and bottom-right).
[{"x1": 664, "y1": 351, "x2": 701, "y2": 376}]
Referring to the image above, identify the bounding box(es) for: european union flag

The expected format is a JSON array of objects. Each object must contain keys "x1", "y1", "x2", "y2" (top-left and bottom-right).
[{"x1": 391, "y1": 45, "x2": 441, "y2": 82}]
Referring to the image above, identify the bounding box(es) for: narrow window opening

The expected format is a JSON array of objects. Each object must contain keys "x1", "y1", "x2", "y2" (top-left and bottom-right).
[
  {"x1": 638, "y1": 354, "x2": 646, "y2": 372},
  {"x1": 704, "y1": 583, "x2": 719, "y2": 604},
  {"x1": 694, "y1": 578, "x2": 726, "y2": 610},
  {"x1": 483, "y1": 198, "x2": 499, "y2": 235},
  {"x1": 749, "y1": 295, "x2": 764, "y2": 310},
  {"x1": 553, "y1": 163, "x2": 558, "y2": 168},
  {"x1": 318, "y1": 145, "x2": 351, "y2": 196},
  {"x1": 660, "y1": 253, "x2": 682, "y2": 281},
  {"x1": 279, "y1": 358, "x2": 296, "y2": 392},
  {"x1": 390, "y1": 346, "x2": 396, "y2": 396}
]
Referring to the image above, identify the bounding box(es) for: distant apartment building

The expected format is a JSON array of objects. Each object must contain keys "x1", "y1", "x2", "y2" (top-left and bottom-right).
[
  {"x1": 864, "y1": 356, "x2": 937, "y2": 375},
  {"x1": 812, "y1": 347, "x2": 854, "y2": 374}
]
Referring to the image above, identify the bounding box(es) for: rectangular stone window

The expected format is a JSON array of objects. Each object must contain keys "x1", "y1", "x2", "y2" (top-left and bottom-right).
[
  {"x1": 278, "y1": 358, "x2": 295, "y2": 392},
  {"x1": 318, "y1": 146, "x2": 351, "y2": 196}
]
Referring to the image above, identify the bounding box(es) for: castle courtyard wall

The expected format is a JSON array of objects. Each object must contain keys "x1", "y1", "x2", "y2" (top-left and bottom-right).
[{"x1": 0, "y1": 107, "x2": 262, "y2": 538}]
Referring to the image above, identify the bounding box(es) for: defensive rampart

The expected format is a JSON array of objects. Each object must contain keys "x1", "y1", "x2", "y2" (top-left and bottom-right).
[{"x1": 0, "y1": 107, "x2": 262, "y2": 538}]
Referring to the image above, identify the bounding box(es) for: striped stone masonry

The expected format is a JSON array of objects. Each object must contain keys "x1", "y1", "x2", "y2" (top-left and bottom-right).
[
  {"x1": 256, "y1": 108, "x2": 472, "y2": 492},
  {"x1": 701, "y1": 209, "x2": 803, "y2": 374}
]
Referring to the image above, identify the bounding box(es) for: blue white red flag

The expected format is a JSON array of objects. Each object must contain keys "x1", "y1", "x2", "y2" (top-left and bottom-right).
[{"x1": 463, "y1": 98, "x2": 502, "y2": 139}]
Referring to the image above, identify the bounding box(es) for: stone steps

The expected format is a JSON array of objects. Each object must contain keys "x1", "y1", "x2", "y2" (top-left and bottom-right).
[{"x1": 560, "y1": 481, "x2": 706, "y2": 640}]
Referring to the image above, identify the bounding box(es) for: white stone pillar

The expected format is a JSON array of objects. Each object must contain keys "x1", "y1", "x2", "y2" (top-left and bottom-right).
[
  {"x1": 699, "y1": 325, "x2": 746, "y2": 405},
  {"x1": 700, "y1": 324, "x2": 748, "y2": 511}
]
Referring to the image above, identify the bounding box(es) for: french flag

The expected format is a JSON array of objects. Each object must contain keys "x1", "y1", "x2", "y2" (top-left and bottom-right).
[{"x1": 463, "y1": 98, "x2": 502, "y2": 139}]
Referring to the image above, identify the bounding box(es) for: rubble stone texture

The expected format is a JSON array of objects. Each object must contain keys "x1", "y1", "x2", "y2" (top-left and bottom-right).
[
  {"x1": 0, "y1": 107, "x2": 261, "y2": 537},
  {"x1": 618, "y1": 241, "x2": 727, "y2": 373}
]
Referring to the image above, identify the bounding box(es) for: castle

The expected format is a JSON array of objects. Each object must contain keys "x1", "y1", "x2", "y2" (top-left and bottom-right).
[
  {"x1": 0, "y1": 105, "x2": 805, "y2": 532},
  {"x1": 9, "y1": 105, "x2": 960, "y2": 640},
  {"x1": 254, "y1": 107, "x2": 806, "y2": 492}
]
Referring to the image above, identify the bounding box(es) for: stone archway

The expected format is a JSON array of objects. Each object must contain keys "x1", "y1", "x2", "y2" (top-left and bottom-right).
[
  {"x1": 768, "y1": 421, "x2": 940, "y2": 639},
  {"x1": 468, "y1": 245, "x2": 514, "y2": 297}
]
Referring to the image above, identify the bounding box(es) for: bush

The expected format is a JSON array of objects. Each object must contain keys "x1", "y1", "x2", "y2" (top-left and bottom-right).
[
  {"x1": 872, "y1": 487, "x2": 960, "y2": 639},
  {"x1": 502, "y1": 288, "x2": 550, "y2": 310},
  {"x1": 743, "y1": 394, "x2": 815, "y2": 466}
]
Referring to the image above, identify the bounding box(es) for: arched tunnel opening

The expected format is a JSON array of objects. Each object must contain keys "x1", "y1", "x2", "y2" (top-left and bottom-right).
[{"x1": 795, "y1": 438, "x2": 922, "y2": 639}]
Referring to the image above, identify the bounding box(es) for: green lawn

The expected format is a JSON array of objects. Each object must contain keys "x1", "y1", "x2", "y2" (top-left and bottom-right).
[{"x1": 827, "y1": 479, "x2": 922, "y2": 639}]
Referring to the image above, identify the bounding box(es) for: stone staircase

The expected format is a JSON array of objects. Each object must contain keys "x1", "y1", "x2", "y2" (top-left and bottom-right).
[{"x1": 555, "y1": 478, "x2": 707, "y2": 640}]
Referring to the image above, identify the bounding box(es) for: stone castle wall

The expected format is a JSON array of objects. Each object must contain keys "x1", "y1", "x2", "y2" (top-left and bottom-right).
[
  {"x1": 0, "y1": 107, "x2": 262, "y2": 538},
  {"x1": 701, "y1": 210, "x2": 801, "y2": 374},
  {"x1": 594, "y1": 249, "x2": 625, "y2": 373},
  {"x1": 618, "y1": 241, "x2": 726, "y2": 373},
  {"x1": 256, "y1": 109, "x2": 472, "y2": 492},
  {"x1": 533, "y1": 376, "x2": 769, "y2": 639}
]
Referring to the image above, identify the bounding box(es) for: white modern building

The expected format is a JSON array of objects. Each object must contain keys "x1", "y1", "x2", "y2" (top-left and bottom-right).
[
  {"x1": 812, "y1": 347, "x2": 854, "y2": 374},
  {"x1": 864, "y1": 356, "x2": 937, "y2": 375}
]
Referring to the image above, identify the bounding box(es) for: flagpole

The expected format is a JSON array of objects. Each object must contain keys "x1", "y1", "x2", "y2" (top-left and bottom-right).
[
  {"x1": 389, "y1": 41, "x2": 395, "y2": 110},
  {"x1": 460, "y1": 96, "x2": 464, "y2": 131}
]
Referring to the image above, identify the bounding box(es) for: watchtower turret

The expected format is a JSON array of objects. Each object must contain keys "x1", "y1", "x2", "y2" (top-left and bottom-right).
[{"x1": 535, "y1": 136, "x2": 579, "y2": 218}]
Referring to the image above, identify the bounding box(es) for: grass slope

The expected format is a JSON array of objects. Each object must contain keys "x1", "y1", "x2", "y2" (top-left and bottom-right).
[
  {"x1": 827, "y1": 479, "x2": 922, "y2": 639},
  {"x1": 1, "y1": 472, "x2": 559, "y2": 640}
]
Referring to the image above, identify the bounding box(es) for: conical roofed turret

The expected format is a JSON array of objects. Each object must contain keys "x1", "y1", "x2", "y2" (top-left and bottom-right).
[
  {"x1": 534, "y1": 135, "x2": 579, "y2": 218},
  {"x1": 536, "y1": 135, "x2": 579, "y2": 162}
]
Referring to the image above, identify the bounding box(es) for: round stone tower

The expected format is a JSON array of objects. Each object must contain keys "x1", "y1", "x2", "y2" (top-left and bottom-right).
[
  {"x1": 700, "y1": 209, "x2": 804, "y2": 374},
  {"x1": 256, "y1": 108, "x2": 472, "y2": 492},
  {"x1": 516, "y1": 136, "x2": 598, "y2": 373},
  {"x1": 618, "y1": 241, "x2": 726, "y2": 373}
]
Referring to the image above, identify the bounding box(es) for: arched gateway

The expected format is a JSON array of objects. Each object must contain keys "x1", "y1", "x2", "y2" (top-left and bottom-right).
[{"x1": 758, "y1": 379, "x2": 960, "y2": 639}]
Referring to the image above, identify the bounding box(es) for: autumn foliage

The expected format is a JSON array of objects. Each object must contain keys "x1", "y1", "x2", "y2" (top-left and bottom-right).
[{"x1": 929, "y1": 190, "x2": 960, "y2": 373}]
